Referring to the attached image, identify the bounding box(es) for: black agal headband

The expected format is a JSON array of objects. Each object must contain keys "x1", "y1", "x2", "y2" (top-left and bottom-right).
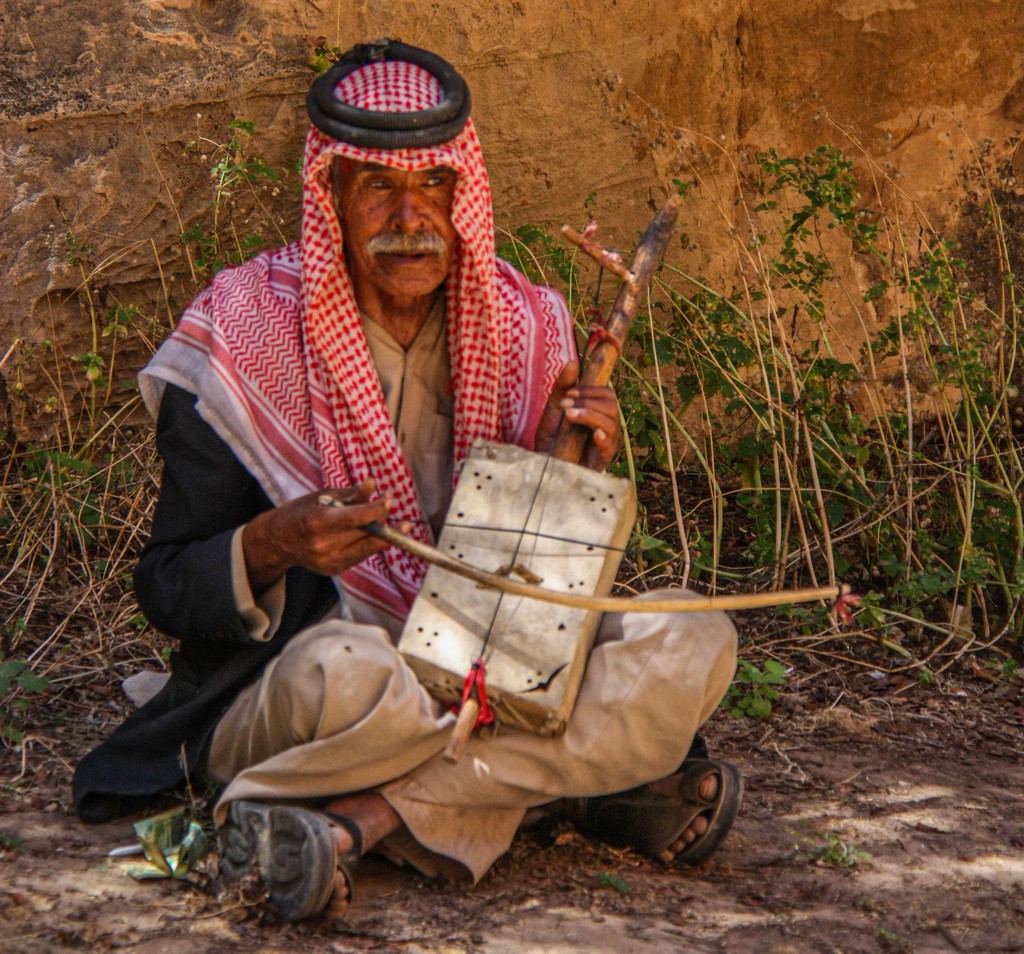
[{"x1": 307, "y1": 39, "x2": 471, "y2": 149}]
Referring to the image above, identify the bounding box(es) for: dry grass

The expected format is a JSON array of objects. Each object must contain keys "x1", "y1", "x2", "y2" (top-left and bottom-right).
[{"x1": 4, "y1": 119, "x2": 1024, "y2": 752}]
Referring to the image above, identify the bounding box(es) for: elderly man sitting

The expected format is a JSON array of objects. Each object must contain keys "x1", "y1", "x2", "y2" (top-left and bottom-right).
[{"x1": 74, "y1": 40, "x2": 741, "y2": 922}]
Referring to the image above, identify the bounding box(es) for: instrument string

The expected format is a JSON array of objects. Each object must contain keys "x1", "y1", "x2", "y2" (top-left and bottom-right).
[
  {"x1": 483, "y1": 267, "x2": 612, "y2": 630},
  {"x1": 456, "y1": 267, "x2": 614, "y2": 664},
  {"x1": 388, "y1": 517, "x2": 627, "y2": 556},
  {"x1": 429, "y1": 266, "x2": 617, "y2": 722},
  {"x1": 474, "y1": 441, "x2": 558, "y2": 660},
  {"x1": 473, "y1": 269, "x2": 612, "y2": 666}
]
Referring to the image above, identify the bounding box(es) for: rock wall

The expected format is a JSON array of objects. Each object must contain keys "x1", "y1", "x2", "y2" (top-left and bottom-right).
[{"x1": 2, "y1": 0, "x2": 1022, "y2": 437}]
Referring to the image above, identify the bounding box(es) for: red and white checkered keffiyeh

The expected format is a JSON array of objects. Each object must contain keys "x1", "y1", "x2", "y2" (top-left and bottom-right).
[{"x1": 140, "y1": 56, "x2": 576, "y2": 621}]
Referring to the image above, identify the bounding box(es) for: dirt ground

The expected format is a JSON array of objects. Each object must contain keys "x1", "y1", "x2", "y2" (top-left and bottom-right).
[{"x1": 2, "y1": 658, "x2": 1023, "y2": 954}]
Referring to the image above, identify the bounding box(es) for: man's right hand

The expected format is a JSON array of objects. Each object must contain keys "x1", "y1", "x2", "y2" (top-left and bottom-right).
[{"x1": 241, "y1": 480, "x2": 390, "y2": 594}]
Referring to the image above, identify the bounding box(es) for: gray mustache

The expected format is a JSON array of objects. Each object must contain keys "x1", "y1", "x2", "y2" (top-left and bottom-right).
[{"x1": 366, "y1": 232, "x2": 448, "y2": 256}]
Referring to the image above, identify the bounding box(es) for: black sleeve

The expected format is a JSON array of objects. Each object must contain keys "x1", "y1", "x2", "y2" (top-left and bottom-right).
[{"x1": 133, "y1": 383, "x2": 275, "y2": 645}]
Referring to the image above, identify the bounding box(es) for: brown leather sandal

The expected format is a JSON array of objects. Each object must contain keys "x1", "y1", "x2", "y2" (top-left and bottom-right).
[{"x1": 574, "y1": 758, "x2": 743, "y2": 865}]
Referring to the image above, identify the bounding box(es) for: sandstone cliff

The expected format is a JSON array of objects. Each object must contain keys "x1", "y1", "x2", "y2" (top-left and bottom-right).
[{"x1": 2, "y1": 0, "x2": 1022, "y2": 436}]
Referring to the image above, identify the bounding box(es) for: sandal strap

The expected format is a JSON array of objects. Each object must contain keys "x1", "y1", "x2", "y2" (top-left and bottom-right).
[{"x1": 324, "y1": 811, "x2": 364, "y2": 862}]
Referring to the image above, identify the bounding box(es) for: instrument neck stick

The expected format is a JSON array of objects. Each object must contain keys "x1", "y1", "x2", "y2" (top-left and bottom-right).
[{"x1": 552, "y1": 193, "x2": 683, "y2": 464}]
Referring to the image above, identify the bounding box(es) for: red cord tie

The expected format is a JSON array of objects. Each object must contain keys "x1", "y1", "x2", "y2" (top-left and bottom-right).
[
  {"x1": 585, "y1": 323, "x2": 623, "y2": 360},
  {"x1": 834, "y1": 586, "x2": 861, "y2": 625},
  {"x1": 457, "y1": 657, "x2": 495, "y2": 728}
]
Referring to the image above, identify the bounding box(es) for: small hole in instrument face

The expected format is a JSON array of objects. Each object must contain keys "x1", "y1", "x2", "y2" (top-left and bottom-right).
[
  {"x1": 557, "y1": 623, "x2": 566, "y2": 631},
  {"x1": 457, "y1": 512, "x2": 465, "y2": 519},
  {"x1": 430, "y1": 592, "x2": 439, "y2": 599},
  {"x1": 425, "y1": 641, "x2": 432, "y2": 647},
  {"x1": 600, "y1": 507, "x2": 607, "y2": 513},
  {"x1": 586, "y1": 545, "x2": 594, "y2": 552},
  {"x1": 417, "y1": 626, "x2": 424, "y2": 633}
]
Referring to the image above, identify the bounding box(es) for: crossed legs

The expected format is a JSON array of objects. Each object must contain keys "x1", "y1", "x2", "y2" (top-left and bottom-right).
[{"x1": 208, "y1": 590, "x2": 738, "y2": 918}]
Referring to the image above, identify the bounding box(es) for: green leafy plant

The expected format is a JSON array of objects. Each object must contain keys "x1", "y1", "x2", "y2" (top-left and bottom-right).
[
  {"x1": 306, "y1": 35, "x2": 344, "y2": 74},
  {"x1": 0, "y1": 831, "x2": 23, "y2": 850},
  {"x1": 874, "y1": 926, "x2": 912, "y2": 951},
  {"x1": 498, "y1": 223, "x2": 582, "y2": 306},
  {"x1": 0, "y1": 661, "x2": 50, "y2": 744},
  {"x1": 999, "y1": 657, "x2": 1020, "y2": 679},
  {"x1": 497, "y1": 138, "x2": 1024, "y2": 664},
  {"x1": 812, "y1": 832, "x2": 871, "y2": 868},
  {"x1": 180, "y1": 119, "x2": 285, "y2": 280},
  {"x1": 724, "y1": 658, "x2": 787, "y2": 720},
  {"x1": 629, "y1": 524, "x2": 677, "y2": 573},
  {"x1": 595, "y1": 871, "x2": 630, "y2": 894}
]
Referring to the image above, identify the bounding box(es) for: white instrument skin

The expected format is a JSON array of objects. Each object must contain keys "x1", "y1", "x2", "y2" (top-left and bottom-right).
[{"x1": 397, "y1": 440, "x2": 636, "y2": 736}]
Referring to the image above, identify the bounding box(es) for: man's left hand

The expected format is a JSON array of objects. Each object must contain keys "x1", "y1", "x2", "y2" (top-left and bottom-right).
[{"x1": 535, "y1": 363, "x2": 622, "y2": 472}]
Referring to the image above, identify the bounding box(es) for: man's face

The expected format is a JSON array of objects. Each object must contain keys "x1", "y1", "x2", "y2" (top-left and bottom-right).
[{"x1": 331, "y1": 159, "x2": 458, "y2": 313}]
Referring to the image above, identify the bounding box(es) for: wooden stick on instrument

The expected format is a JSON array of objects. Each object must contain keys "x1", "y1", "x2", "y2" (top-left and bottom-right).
[
  {"x1": 443, "y1": 697, "x2": 480, "y2": 763},
  {"x1": 553, "y1": 193, "x2": 683, "y2": 463}
]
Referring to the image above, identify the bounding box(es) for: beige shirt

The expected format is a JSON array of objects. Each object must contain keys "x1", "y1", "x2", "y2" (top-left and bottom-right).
[{"x1": 361, "y1": 300, "x2": 454, "y2": 536}]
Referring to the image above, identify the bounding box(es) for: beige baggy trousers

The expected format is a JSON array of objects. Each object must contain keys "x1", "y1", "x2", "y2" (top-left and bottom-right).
[{"x1": 207, "y1": 589, "x2": 737, "y2": 882}]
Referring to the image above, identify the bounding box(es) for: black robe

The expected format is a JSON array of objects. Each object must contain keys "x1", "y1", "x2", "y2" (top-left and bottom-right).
[{"x1": 72, "y1": 384, "x2": 337, "y2": 822}]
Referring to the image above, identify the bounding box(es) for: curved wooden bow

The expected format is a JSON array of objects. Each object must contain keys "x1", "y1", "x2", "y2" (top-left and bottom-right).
[{"x1": 365, "y1": 520, "x2": 858, "y2": 617}]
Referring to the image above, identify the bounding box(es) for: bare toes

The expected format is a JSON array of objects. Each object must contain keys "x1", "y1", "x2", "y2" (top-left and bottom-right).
[
  {"x1": 662, "y1": 812, "x2": 712, "y2": 861},
  {"x1": 314, "y1": 822, "x2": 360, "y2": 921},
  {"x1": 697, "y1": 773, "x2": 718, "y2": 802},
  {"x1": 322, "y1": 870, "x2": 351, "y2": 921},
  {"x1": 689, "y1": 814, "x2": 710, "y2": 838}
]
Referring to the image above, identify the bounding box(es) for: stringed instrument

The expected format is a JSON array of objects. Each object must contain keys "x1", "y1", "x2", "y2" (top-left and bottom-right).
[{"x1": 395, "y1": 195, "x2": 684, "y2": 757}]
